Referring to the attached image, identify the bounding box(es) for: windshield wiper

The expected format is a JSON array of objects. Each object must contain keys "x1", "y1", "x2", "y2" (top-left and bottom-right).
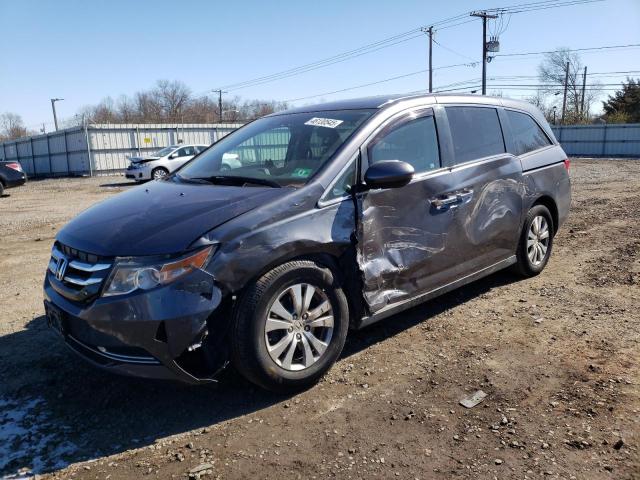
[{"x1": 187, "y1": 175, "x2": 282, "y2": 188}]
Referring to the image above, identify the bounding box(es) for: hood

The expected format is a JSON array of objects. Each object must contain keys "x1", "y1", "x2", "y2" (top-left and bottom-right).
[
  {"x1": 57, "y1": 180, "x2": 290, "y2": 256},
  {"x1": 129, "y1": 156, "x2": 160, "y2": 164}
]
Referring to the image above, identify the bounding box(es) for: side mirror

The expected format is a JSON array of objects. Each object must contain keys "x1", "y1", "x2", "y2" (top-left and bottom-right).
[
  {"x1": 364, "y1": 160, "x2": 414, "y2": 189},
  {"x1": 169, "y1": 153, "x2": 178, "y2": 159}
]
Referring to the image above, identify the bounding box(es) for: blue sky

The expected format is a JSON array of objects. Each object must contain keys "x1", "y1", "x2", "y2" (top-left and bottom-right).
[{"x1": 1, "y1": 0, "x2": 638, "y2": 129}]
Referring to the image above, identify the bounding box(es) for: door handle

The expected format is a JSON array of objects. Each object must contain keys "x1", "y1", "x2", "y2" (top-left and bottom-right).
[
  {"x1": 430, "y1": 195, "x2": 459, "y2": 210},
  {"x1": 457, "y1": 189, "x2": 474, "y2": 202},
  {"x1": 430, "y1": 189, "x2": 474, "y2": 210}
]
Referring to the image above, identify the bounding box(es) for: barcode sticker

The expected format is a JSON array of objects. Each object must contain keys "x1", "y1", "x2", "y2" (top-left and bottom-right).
[{"x1": 304, "y1": 117, "x2": 344, "y2": 128}]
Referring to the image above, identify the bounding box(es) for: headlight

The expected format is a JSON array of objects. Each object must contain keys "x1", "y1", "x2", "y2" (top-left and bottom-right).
[{"x1": 103, "y1": 246, "x2": 214, "y2": 297}]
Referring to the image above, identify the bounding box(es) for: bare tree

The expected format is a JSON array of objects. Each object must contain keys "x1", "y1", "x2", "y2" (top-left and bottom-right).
[
  {"x1": 67, "y1": 80, "x2": 289, "y2": 125},
  {"x1": 134, "y1": 91, "x2": 163, "y2": 122},
  {"x1": 0, "y1": 112, "x2": 30, "y2": 140},
  {"x1": 538, "y1": 48, "x2": 601, "y2": 123},
  {"x1": 153, "y1": 80, "x2": 191, "y2": 120},
  {"x1": 116, "y1": 95, "x2": 137, "y2": 123}
]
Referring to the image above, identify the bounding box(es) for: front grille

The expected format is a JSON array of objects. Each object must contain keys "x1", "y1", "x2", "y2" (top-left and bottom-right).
[{"x1": 48, "y1": 242, "x2": 113, "y2": 302}]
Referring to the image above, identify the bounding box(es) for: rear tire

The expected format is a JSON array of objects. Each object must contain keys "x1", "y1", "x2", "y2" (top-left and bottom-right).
[
  {"x1": 0, "y1": 181, "x2": 4, "y2": 197},
  {"x1": 513, "y1": 204, "x2": 554, "y2": 277},
  {"x1": 230, "y1": 260, "x2": 349, "y2": 393}
]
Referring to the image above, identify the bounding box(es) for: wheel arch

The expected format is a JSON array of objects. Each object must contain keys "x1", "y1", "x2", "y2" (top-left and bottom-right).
[
  {"x1": 532, "y1": 195, "x2": 559, "y2": 234},
  {"x1": 230, "y1": 247, "x2": 364, "y2": 329}
]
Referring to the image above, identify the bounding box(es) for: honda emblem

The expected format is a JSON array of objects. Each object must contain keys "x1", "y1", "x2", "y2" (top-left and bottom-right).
[{"x1": 55, "y1": 256, "x2": 68, "y2": 281}]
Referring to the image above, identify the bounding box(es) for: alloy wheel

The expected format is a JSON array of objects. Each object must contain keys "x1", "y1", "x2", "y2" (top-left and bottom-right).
[
  {"x1": 153, "y1": 169, "x2": 167, "y2": 180},
  {"x1": 527, "y1": 215, "x2": 550, "y2": 266},
  {"x1": 264, "y1": 283, "x2": 334, "y2": 371}
]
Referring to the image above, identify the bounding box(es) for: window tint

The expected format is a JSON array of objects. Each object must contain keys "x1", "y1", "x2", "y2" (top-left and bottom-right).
[
  {"x1": 368, "y1": 115, "x2": 440, "y2": 174},
  {"x1": 324, "y1": 160, "x2": 356, "y2": 201},
  {"x1": 506, "y1": 110, "x2": 551, "y2": 155},
  {"x1": 445, "y1": 107, "x2": 505, "y2": 163}
]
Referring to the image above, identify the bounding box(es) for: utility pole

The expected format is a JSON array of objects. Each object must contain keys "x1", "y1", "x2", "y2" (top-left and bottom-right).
[
  {"x1": 211, "y1": 89, "x2": 226, "y2": 122},
  {"x1": 423, "y1": 26, "x2": 434, "y2": 92},
  {"x1": 580, "y1": 65, "x2": 587, "y2": 119},
  {"x1": 50, "y1": 98, "x2": 64, "y2": 131},
  {"x1": 470, "y1": 11, "x2": 498, "y2": 95},
  {"x1": 561, "y1": 61, "x2": 569, "y2": 124}
]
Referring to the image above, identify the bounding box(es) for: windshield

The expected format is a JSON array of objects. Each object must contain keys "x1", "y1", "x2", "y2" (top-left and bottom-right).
[
  {"x1": 176, "y1": 109, "x2": 374, "y2": 187},
  {"x1": 152, "y1": 146, "x2": 177, "y2": 157}
]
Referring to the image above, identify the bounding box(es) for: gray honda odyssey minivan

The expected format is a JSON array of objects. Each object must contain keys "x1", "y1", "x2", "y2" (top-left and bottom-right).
[{"x1": 44, "y1": 94, "x2": 571, "y2": 392}]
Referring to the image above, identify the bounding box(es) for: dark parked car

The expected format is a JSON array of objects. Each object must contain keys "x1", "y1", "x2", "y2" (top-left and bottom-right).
[
  {"x1": 44, "y1": 94, "x2": 571, "y2": 391},
  {"x1": 0, "y1": 160, "x2": 27, "y2": 195}
]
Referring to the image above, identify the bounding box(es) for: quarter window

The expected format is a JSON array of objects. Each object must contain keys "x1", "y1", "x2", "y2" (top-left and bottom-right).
[
  {"x1": 445, "y1": 107, "x2": 505, "y2": 164},
  {"x1": 506, "y1": 110, "x2": 552, "y2": 155},
  {"x1": 324, "y1": 160, "x2": 357, "y2": 201},
  {"x1": 368, "y1": 115, "x2": 440, "y2": 174}
]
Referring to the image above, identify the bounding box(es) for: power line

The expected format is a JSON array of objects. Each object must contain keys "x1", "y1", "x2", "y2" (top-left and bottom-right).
[
  {"x1": 283, "y1": 62, "x2": 480, "y2": 103},
  {"x1": 432, "y1": 38, "x2": 477, "y2": 62},
  {"x1": 225, "y1": 33, "x2": 427, "y2": 92},
  {"x1": 496, "y1": 43, "x2": 640, "y2": 57},
  {"x1": 214, "y1": 0, "x2": 606, "y2": 93},
  {"x1": 486, "y1": 0, "x2": 603, "y2": 14},
  {"x1": 284, "y1": 62, "x2": 635, "y2": 105},
  {"x1": 218, "y1": 29, "x2": 425, "y2": 91}
]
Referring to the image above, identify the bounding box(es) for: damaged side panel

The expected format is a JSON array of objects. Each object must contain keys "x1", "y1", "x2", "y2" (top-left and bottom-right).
[
  {"x1": 357, "y1": 155, "x2": 525, "y2": 315},
  {"x1": 204, "y1": 184, "x2": 357, "y2": 294}
]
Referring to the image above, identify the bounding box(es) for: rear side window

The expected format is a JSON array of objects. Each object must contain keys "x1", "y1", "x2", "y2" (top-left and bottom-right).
[
  {"x1": 445, "y1": 107, "x2": 505, "y2": 164},
  {"x1": 506, "y1": 110, "x2": 552, "y2": 155},
  {"x1": 368, "y1": 115, "x2": 440, "y2": 174}
]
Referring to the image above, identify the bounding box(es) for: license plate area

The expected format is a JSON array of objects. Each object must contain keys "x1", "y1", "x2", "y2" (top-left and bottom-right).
[{"x1": 45, "y1": 302, "x2": 67, "y2": 337}]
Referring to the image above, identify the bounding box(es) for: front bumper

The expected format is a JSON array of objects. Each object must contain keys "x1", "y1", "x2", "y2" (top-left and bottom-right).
[
  {"x1": 43, "y1": 268, "x2": 225, "y2": 384},
  {"x1": 125, "y1": 165, "x2": 151, "y2": 181}
]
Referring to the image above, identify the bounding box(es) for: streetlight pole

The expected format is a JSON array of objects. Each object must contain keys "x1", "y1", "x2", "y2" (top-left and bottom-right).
[{"x1": 51, "y1": 98, "x2": 64, "y2": 131}]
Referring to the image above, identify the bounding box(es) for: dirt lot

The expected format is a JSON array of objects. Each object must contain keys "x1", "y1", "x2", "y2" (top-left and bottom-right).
[{"x1": 0, "y1": 159, "x2": 638, "y2": 480}]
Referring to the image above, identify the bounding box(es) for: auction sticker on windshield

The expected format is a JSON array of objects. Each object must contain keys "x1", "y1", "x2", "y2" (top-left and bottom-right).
[{"x1": 304, "y1": 117, "x2": 344, "y2": 128}]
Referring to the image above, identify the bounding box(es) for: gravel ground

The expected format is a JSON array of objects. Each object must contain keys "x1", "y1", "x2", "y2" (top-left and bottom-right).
[{"x1": 0, "y1": 160, "x2": 638, "y2": 480}]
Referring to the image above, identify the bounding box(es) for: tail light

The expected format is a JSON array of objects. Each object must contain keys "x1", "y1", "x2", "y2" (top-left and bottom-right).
[
  {"x1": 563, "y1": 159, "x2": 570, "y2": 172},
  {"x1": 5, "y1": 162, "x2": 23, "y2": 172}
]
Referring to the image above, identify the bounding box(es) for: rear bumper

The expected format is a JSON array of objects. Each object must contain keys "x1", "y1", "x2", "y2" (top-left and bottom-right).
[
  {"x1": 5, "y1": 174, "x2": 26, "y2": 188},
  {"x1": 43, "y1": 268, "x2": 226, "y2": 384}
]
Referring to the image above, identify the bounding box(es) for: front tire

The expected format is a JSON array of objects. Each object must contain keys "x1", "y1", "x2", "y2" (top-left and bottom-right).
[
  {"x1": 231, "y1": 260, "x2": 349, "y2": 392},
  {"x1": 151, "y1": 167, "x2": 169, "y2": 180},
  {"x1": 513, "y1": 204, "x2": 554, "y2": 277}
]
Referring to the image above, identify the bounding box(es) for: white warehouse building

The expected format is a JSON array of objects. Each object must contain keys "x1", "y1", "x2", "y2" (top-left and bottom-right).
[{"x1": 0, "y1": 123, "x2": 242, "y2": 178}]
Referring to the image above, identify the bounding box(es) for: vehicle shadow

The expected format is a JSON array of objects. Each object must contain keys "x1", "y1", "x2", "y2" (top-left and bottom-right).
[
  {"x1": 0, "y1": 269, "x2": 519, "y2": 477},
  {"x1": 99, "y1": 181, "x2": 139, "y2": 188}
]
